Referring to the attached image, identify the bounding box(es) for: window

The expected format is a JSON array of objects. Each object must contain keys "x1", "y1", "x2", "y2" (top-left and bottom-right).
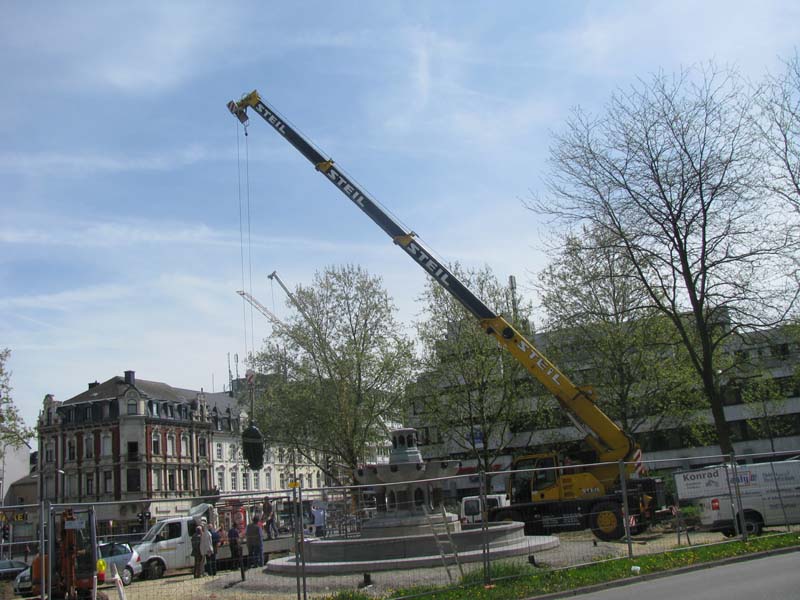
[
  {"x1": 103, "y1": 471, "x2": 113, "y2": 494},
  {"x1": 182, "y1": 468, "x2": 190, "y2": 491},
  {"x1": 217, "y1": 471, "x2": 225, "y2": 491},
  {"x1": 102, "y1": 435, "x2": 112, "y2": 456},
  {"x1": 253, "y1": 472, "x2": 260, "y2": 490},
  {"x1": 67, "y1": 439, "x2": 76, "y2": 461},
  {"x1": 216, "y1": 443, "x2": 223, "y2": 460},
  {"x1": 242, "y1": 472, "x2": 249, "y2": 491},
  {"x1": 128, "y1": 441, "x2": 139, "y2": 460},
  {"x1": 127, "y1": 469, "x2": 141, "y2": 492},
  {"x1": 200, "y1": 470, "x2": 208, "y2": 490},
  {"x1": 167, "y1": 435, "x2": 175, "y2": 456},
  {"x1": 266, "y1": 471, "x2": 272, "y2": 490},
  {"x1": 85, "y1": 434, "x2": 94, "y2": 458},
  {"x1": 152, "y1": 433, "x2": 161, "y2": 455},
  {"x1": 181, "y1": 435, "x2": 189, "y2": 457},
  {"x1": 127, "y1": 399, "x2": 137, "y2": 415},
  {"x1": 163, "y1": 522, "x2": 181, "y2": 541},
  {"x1": 86, "y1": 474, "x2": 94, "y2": 495},
  {"x1": 168, "y1": 470, "x2": 176, "y2": 491},
  {"x1": 279, "y1": 472, "x2": 285, "y2": 489},
  {"x1": 45, "y1": 443, "x2": 54, "y2": 463},
  {"x1": 153, "y1": 469, "x2": 162, "y2": 491},
  {"x1": 230, "y1": 471, "x2": 238, "y2": 491},
  {"x1": 198, "y1": 438, "x2": 207, "y2": 458},
  {"x1": 229, "y1": 444, "x2": 236, "y2": 461}
]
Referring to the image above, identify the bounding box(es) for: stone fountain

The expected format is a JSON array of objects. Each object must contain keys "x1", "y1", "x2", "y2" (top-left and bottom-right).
[{"x1": 266, "y1": 428, "x2": 557, "y2": 575}]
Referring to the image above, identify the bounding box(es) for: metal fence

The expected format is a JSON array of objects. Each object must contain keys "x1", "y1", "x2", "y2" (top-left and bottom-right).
[{"x1": 9, "y1": 448, "x2": 800, "y2": 600}]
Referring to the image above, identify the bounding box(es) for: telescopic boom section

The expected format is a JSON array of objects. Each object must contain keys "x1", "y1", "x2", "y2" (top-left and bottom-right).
[{"x1": 227, "y1": 90, "x2": 635, "y2": 463}]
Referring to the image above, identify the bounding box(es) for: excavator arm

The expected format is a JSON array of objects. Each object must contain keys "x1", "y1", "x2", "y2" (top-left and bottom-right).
[{"x1": 227, "y1": 89, "x2": 635, "y2": 463}]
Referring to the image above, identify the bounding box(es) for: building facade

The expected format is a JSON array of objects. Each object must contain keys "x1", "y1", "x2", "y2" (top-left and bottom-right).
[{"x1": 35, "y1": 370, "x2": 325, "y2": 535}]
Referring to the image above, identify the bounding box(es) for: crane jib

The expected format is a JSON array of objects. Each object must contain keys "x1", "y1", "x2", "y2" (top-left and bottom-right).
[{"x1": 247, "y1": 98, "x2": 495, "y2": 321}]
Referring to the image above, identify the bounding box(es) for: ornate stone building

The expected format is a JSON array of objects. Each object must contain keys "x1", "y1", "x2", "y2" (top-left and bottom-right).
[{"x1": 37, "y1": 370, "x2": 237, "y2": 534}]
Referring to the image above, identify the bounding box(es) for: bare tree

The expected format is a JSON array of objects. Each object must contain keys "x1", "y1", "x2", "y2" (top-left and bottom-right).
[
  {"x1": 532, "y1": 65, "x2": 798, "y2": 454},
  {"x1": 758, "y1": 50, "x2": 800, "y2": 211},
  {"x1": 252, "y1": 265, "x2": 415, "y2": 484},
  {"x1": 536, "y1": 225, "x2": 703, "y2": 436}
]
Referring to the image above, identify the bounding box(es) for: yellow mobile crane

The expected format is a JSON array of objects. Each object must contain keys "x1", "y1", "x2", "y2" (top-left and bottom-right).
[{"x1": 227, "y1": 90, "x2": 661, "y2": 541}]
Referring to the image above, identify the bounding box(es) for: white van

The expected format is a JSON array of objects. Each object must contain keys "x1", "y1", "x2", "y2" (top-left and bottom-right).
[
  {"x1": 684, "y1": 460, "x2": 800, "y2": 535},
  {"x1": 134, "y1": 506, "x2": 237, "y2": 578},
  {"x1": 460, "y1": 494, "x2": 508, "y2": 524}
]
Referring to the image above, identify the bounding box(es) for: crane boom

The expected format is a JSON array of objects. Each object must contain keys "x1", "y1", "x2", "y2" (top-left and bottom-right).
[
  {"x1": 236, "y1": 289, "x2": 289, "y2": 333},
  {"x1": 228, "y1": 90, "x2": 635, "y2": 464}
]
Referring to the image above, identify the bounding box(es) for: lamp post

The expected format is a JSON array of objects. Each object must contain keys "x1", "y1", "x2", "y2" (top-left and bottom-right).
[{"x1": 57, "y1": 469, "x2": 65, "y2": 503}]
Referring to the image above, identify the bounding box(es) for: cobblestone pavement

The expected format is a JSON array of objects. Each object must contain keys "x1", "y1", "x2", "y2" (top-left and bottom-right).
[{"x1": 111, "y1": 529, "x2": 740, "y2": 600}]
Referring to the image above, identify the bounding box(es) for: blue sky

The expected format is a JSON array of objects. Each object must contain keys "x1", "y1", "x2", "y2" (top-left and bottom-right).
[{"x1": 2, "y1": 1, "x2": 798, "y2": 430}]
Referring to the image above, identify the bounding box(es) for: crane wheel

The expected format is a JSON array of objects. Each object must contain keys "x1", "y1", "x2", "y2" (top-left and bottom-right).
[{"x1": 590, "y1": 501, "x2": 624, "y2": 541}]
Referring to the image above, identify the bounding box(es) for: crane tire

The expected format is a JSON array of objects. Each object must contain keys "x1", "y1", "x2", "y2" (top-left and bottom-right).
[{"x1": 590, "y1": 500, "x2": 624, "y2": 541}]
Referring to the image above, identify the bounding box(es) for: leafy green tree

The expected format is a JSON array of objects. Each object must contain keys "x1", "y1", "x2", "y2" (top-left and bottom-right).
[
  {"x1": 411, "y1": 264, "x2": 544, "y2": 475},
  {"x1": 0, "y1": 349, "x2": 34, "y2": 456},
  {"x1": 536, "y1": 226, "x2": 703, "y2": 438},
  {"x1": 251, "y1": 265, "x2": 415, "y2": 485}
]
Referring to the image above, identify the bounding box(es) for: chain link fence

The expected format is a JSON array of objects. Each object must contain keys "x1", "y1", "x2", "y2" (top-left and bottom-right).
[{"x1": 8, "y1": 448, "x2": 799, "y2": 600}]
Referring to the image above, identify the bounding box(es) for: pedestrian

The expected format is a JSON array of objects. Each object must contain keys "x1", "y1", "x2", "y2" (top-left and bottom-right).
[
  {"x1": 24, "y1": 545, "x2": 30, "y2": 564},
  {"x1": 245, "y1": 514, "x2": 264, "y2": 568},
  {"x1": 191, "y1": 525, "x2": 204, "y2": 578},
  {"x1": 206, "y1": 523, "x2": 220, "y2": 576},
  {"x1": 199, "y1": 518, "x2": 213, "y2": 576},
  {"x1": 311, "y1": 503, "x2": 326, "y2": 538},
  {"x1": 228, "y1": 523, "x2": 240, "y2": 563},
  {"x1": 264, "y1": 499, "x2": 279, "y2": 540}
]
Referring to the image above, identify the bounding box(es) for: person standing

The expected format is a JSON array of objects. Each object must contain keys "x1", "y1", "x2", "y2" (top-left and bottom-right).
[
  {"x1": 199, "y1": 518, "x2": 213, "y2": 576},
  {"x1": 228, "y1": 523, "x2": 240, "y2": 563},
  {"x1": 206, "y1": 524, "x2": 220, "y2": 576},
  {"x1": 264, "y1": 499, "x2": 279, "y2": 540},
  {"x1": 191, "y1": 525, "x2": 204, "y2": 578},
  {"x1": 311, "y1": 503, "x2": 326, "y2": 538},
  {"x1": 245, "y1": 514, "x2": 263, "y2": 568}
]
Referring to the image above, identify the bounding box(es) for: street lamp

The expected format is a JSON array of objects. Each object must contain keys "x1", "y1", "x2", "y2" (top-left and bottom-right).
[{"x1": 56, "y1": 469, "x2": 65, "y2": 503}]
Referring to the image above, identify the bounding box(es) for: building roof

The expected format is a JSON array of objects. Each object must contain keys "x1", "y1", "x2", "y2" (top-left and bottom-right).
[{"x1": 63, "y1": 374, "x2": 242, "y2": 414}]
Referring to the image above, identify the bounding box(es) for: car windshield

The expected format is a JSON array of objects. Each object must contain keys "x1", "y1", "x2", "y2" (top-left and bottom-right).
[
  {"x1": 141, "y1": 522, "x2": 162, "y2": 543},
  {"x1": 463, "y1": 499, "x2": 480, "y2": 516}
]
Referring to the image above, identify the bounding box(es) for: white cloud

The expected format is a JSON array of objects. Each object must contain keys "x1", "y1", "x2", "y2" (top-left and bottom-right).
[
  {"x1": 540, "y1": 1, "x2": 800, "y2": 80},
  {"x1": 0, "y1": 144, "x2": 214, "y2": 176},
  {"x1": 1, "y1": 4, "x2": 238, "y2": 95}
]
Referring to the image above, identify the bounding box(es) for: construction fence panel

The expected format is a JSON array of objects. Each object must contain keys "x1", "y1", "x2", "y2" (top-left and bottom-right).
[{"x1": 22, "y1": 448, "x2": 800, "y2": 600}]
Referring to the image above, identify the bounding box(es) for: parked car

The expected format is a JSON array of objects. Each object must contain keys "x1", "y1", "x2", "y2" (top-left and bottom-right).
[
  {"x1": 98, "y1": 542, "x2": 141, "y2": 586},
  {"x1": 0, "y1": 560, "x2": 29, "y2": 580},
  {"x1": 12, "y1": 567, "x2": 32, "y2": 597}
]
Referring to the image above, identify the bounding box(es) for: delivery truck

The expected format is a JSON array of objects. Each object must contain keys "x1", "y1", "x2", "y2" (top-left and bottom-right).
[{"x1": 674, "y1": 459, "x2": 800, "y2": 536}]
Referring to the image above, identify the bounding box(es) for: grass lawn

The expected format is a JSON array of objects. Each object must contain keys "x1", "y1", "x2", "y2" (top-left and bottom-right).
[{"x1": 320, "y1": 532, "x2": 800, "y2": 600}]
